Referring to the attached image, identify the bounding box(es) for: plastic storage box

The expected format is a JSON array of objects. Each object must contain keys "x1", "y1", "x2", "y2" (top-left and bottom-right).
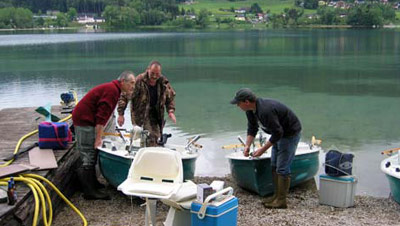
[
  {"x1": 191, "y1": 196, "x2": 238, "y2": 226},
  {"x1": 319, "y1": 174, "x2": 357, "y2": 208}
]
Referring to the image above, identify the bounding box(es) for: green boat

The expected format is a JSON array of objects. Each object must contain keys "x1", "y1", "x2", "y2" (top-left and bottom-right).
[
  {"x1": 226, "y1": 142, "x2": 320, "y2": 196},
  {"x1": 381, "y1": 154, "x2": 400, "y2": 204},
  {"x1": 98, "y1": 132, "x2": 200, "y2": 188}
]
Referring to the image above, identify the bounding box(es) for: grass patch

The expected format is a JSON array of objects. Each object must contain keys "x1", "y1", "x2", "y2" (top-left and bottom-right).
[{"x1": 179, "y1": 0, "x2": 295, "y2": 15}]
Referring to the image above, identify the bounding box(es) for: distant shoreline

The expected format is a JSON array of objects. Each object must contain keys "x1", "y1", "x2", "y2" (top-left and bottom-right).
[{"x1": 1, "y1": 24, "x2": 399, "y2": 33}]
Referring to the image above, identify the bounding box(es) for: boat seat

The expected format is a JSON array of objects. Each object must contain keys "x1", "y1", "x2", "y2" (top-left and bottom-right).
[
  {"x1": 117, "y1": 147, "x2": 183, "y2": 226},
  {"x1": 117, "y1": 147, "x2": 183, "y2": 199}
]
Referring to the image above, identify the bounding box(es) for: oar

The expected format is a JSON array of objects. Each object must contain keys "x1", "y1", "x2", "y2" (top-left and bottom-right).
[
  {"x1": 102, "y1": 132, "x2": 131, "y2": 137},
  {"x1": 222, "y1": 143, "x2": 245, "y2": 150},
  {"x1": 221, "y1": 142, "x2": 261, "y2": 150},
  {"x1": 381, "y1": 147, "x2": 400, "y2": 155}
]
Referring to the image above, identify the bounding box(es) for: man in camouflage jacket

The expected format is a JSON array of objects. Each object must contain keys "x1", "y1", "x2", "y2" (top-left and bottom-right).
[{"x1": 117, "y1": 61, "x2": 176, "y2": 146}]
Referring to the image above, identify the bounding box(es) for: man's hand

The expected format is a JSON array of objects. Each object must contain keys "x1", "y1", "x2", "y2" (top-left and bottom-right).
[
  {"x1": 168, "y1": 112, "x2": 176, "y2": 124},
  {"x1": 117, "y1": 115, "x2": 125, "y2": 127},
  {"x1": 251, "y1": 147, "x2": 266, "y2": 157},
  {"x1": 94, "y1": 137, "x2": 102, "y2": 149},
  {"x1": 243, "y1": 146, "x2": 250, "y2": 157}
]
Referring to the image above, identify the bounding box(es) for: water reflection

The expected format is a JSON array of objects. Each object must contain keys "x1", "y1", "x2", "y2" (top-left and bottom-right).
[{"x1": 0, "y1": 30, "x2": 399, "y2": 197}]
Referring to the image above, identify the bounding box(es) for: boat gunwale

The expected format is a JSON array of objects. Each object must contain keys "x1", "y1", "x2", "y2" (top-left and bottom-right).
[
  {"x1": 226, "y1": 146, "x2": 321, "y2": 161},
  {"x1": 381, "y1": 155, "x2": 400, "y2": 179},
  {"x1": 98, "y1": 146, "x2": 200, "y2": 160}
]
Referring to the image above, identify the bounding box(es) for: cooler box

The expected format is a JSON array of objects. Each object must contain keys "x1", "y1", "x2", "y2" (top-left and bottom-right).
[
  {"x1": 191, "y1": 196, "x2": 238, "y2": 226},
  {"x1": 319, "y1": 174, "x2": 357, "y2": 208}
]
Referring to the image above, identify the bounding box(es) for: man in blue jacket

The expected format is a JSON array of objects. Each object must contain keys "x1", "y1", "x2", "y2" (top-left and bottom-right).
[{"x1": 230, "y1": 88, "x2": 302, "y2": 209}]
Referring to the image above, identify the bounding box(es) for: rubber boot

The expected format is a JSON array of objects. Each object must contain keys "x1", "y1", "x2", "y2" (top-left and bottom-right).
[
  {"x1": 263, "y1": 175, "x2": 290, "y2": 209},
  {"x1": 263, "y1": 168, "x2": 278, "y2": 205},
  {"x1": 77, "y1": 167, "x2": 110, "y2": 200},
  {"x1": 93, "y1": 150, "x2": 105, "y2": 189}
]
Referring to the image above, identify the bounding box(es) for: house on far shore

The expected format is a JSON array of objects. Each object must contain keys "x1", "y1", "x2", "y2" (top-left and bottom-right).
[
  {"x1": 46, "y1": 10, "x2": 60, "y2": 15},
  {"x1": 77, "y1": 14, "x2": 105, "y2": 24},
  {"x1": 306, "y1": 14, "x2": 318, "y2": 20},
  {"x1": 234, "y1": 7, "x2": 250, "y2": 14},
  {"x1": 235, "y1": 14, "x2": 246, "y2": 21},
  {"x1": 256, "y1": 13, "x2": 265, "y2": 21}
]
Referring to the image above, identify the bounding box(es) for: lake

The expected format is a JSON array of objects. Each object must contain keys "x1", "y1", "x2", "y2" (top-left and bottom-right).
[{"x1": 0, "y1": 29, "x2": 399, "y2": 197}]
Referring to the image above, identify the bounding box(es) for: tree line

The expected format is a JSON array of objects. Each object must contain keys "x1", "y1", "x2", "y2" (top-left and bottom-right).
[{"x1": 0, "y1": 0, "x2": 397, "y2": 29}]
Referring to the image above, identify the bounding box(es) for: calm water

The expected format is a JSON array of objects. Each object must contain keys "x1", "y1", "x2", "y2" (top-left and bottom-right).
[{"x1": 0, "y1": 29, "x2": 399, "y2": 197}]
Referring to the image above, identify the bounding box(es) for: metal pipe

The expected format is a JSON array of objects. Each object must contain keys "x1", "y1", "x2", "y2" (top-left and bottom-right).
[{"x1": 185, "y1": 135, "x2": 201, "y2": 150}]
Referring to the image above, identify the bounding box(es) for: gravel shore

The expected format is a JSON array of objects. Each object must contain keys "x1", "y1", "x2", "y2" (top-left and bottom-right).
[{"x1": 53, "y1": 176, "x2": 400, "y2": 226}]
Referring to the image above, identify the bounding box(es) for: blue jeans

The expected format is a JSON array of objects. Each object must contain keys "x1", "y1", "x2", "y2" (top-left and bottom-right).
[{"x1": 271, "y1": 133, "x2": 301, "y2": 176}]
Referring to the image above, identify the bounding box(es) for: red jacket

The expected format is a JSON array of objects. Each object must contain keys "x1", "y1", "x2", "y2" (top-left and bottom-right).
[{"x1": 72, "y1": 80, "x2": 121, "y2": 127}]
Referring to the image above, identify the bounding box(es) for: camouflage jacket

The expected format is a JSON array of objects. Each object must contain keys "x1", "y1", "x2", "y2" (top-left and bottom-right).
[{"x1": 117, "y1": 71, "x2": 176, "y2": 128}]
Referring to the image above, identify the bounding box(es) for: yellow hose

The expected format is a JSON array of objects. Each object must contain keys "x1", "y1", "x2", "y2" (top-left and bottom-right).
[
  {"x1": 21, "y1": 176, "x2": 53, "y2": 226},
  {"x1": 0, "y1": 178, "x2": 40, "y2": 226},
  {"x1": 0, "y1": 174, "x2": 87, "y2": 226},
  {"x1": 24, "y1": 174, "x2": 87, "y2": 226},
  {"x1": 18, "y1": 177, "x2": 48, "y2": 226}
]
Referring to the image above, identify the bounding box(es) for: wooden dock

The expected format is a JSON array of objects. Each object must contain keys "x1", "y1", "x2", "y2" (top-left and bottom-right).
[{"x1": 0, "y1": 106, "x2": 80, "y2": 226}]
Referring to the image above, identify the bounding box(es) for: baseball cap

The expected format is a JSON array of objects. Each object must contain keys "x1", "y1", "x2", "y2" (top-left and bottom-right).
[{"x1": 230, "y1": 88, "x2": 255, "y2": 104}]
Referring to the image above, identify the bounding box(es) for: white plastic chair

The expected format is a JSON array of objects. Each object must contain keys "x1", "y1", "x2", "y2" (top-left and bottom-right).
[{"x1": 117, "y1": 147, "x2": 183, "y2": 226}]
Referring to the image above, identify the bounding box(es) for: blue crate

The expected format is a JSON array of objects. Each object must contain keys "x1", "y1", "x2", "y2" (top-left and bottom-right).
[{"x1": 191, "y1": 197, "x2": 238, "y2": 226}]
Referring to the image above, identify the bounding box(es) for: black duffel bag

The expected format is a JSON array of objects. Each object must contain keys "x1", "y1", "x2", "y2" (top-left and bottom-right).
[{"x1": 325, "y1": 150, "x2": 354, "y2": 177}]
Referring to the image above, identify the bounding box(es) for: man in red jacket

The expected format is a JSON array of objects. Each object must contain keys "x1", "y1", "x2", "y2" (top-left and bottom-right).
[{"x1": 72, "y1": 71, "x2": 135, "y2": 200}]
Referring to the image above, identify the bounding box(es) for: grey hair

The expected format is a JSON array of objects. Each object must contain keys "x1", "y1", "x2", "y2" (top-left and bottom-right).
[
  {"x1": 148, "y1": 60, "x2": 161, "y2": 68},
  {"x1": 118, "y1": 70, "x2": 135, "y2": 81}
]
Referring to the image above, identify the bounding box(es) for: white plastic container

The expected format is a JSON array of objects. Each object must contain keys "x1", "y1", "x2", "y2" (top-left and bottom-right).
[{"x1": 319, "y1": 174, "x2": 357, "y2": 208}]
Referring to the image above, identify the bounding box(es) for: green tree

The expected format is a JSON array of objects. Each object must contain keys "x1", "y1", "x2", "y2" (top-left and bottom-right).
[
  {"x1": 0, "y1": 7, "x2": 33, "y2": 28},
  {"x1": 215, "y1": 16, "x2": 221, "y2": 28},
  {"x1": 56, "y1": 12, "x2": 68, "y2": 27},
  {"x1": 304, "y1": 0, "x2": 319, "y2": 9},
  {"x1": 347, "y1": 4, "x2": 384, "y2": 27},
  {"x1": 120, "y1": 6, "x2": 140, "y2": 28},
  {"x1": 103, "y1": 5, "x2": 119, "y2": 27},
  {"x1": 103, "y1": 5, "x2": 140, "y2": 28},
  {"x1": 250, "y1": 3, "x2": 263, "y2": 14},
  {"x1": 18, "y1": 8, "x2": 33, "y2": 28},
  {"x1": 379, "y1": 4, "x2": 395, "y2": 22},
  {"x1": 141, "y1": 9, "x2": 166, "y2": 25},
  {"x1": 67, "y1": 7, "x2": 77, "y2": 21},
  {"x1": 317, "y1": 7, "x2": 337, "y2": 25},
  {"x1": 171, "y1": 17, "x2": 195, "y2": 28},
  {"x1": 44, "y1": 17, "x2": 54, "y2": 28},
  {"x1": 196, "y1": 8, "x2": 210, "y2": 28},
  {"x1": 285, "y1": 7, "x2": 303, "y2": 24}
]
